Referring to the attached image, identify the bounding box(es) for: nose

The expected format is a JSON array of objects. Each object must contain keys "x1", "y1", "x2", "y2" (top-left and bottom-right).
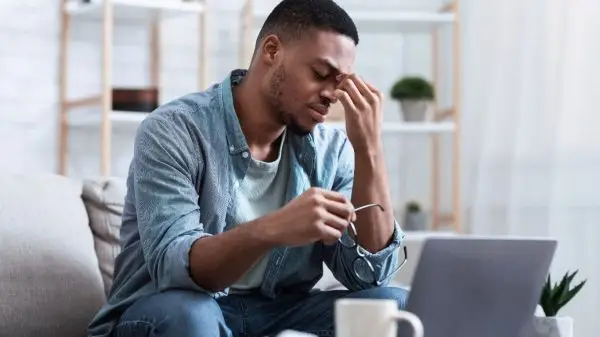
[{"x1": 320, "y1": 82, "x2": 338, "y2": 104}]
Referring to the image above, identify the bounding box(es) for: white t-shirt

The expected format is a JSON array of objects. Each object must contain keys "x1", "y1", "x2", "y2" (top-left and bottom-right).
[{"x1": 229, "y1": 130, "x2": 290, "y2": 292}]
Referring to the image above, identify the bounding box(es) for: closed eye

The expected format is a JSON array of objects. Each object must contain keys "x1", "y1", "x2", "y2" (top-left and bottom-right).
[{"x1": 313, "y1": 69, "x2": 328, "y2": 80}]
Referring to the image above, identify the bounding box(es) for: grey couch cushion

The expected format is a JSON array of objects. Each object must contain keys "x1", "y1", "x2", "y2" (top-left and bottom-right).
[
  {"x1": 82, "y1": 177, "x2": 126, "y2": 296},
  {"x1": 0, "y1": 174, "x2": 106, "y2": 337}
]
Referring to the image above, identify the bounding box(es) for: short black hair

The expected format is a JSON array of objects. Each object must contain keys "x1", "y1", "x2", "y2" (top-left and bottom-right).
[{"x1": 256, "y1": 0, "x2": 359, "y2": 47}]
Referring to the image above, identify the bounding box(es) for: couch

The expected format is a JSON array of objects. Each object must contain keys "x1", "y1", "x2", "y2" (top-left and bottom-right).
[{"x1": 0, "y1": 173, "x2": 441, "y2": 337}]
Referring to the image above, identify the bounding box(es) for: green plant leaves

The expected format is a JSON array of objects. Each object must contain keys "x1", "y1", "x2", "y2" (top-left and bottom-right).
[
  {"x1": 540, "y1": 274, "x2": 554, "y2": 316},
  {"x1": 539, "y1": 270, "x2": 586, "y2": 317},
  {"x1": 405, "y1": 200, "x2": 421, "y2": 212},
  {"x1": 390, "y1": 76, "x2": 435, "y2": 101},
  {"x1": 559, "y1": 276, "x2": 586, "y2": 310}
]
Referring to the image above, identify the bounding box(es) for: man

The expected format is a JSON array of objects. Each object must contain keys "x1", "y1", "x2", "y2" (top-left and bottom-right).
[{"x1": 88, "y1": 0, "x2": 408, "y2": 336}]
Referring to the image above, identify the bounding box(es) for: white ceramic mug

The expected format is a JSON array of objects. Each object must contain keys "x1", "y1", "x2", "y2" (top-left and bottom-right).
[{"x1": 335, "y1": 299, "x2": 424, "y2": 337}]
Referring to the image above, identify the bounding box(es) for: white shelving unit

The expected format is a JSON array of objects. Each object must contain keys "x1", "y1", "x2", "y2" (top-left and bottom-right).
[
  {"x1": 238, "y1": 1, "x2": 462, "y2": 232},
  {"x1": 64, "y1": 0, "x2": 206, "y2": 20},
  {"x1": 247, "y1": 9, "x2": 455, "y2": 34},
  {"x1": 58, "y1": 0, "x2": 209, "y2": 176}
]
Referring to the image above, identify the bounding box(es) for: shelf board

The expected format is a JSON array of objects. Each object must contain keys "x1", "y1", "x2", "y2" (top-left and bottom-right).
[
  {"x1": 325, "y1": 121, "x2": 455, "y2": 133},
  {"x1": 65, "y1": 0, "x2": 205, "y2": 22},
  {"x1": 352, "y1": 11, "x2": 455, "y2": 32},
  {"x1": 69, "y1": 110, "x2": 455, "y2": 134},
  {"x1": 69, "y1": 110, "x2": 149, "y2": 127},
  {"x1": 249, "y1": 9, "x2": 455, "y2": 33}
]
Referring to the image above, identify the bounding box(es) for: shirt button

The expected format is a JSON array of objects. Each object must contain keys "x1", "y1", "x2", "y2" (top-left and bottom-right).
[
  {"x1": 242, "y1": 152, "x2": 249, "y2": 159},
  {"x1": 229, "y1": 145, "x2": 234, "y2": 152},
  {"x1": 298, "y1": 154, "x2": 303, "y2": 159}
]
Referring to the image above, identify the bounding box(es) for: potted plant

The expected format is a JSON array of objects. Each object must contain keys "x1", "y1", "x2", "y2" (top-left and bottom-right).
[
  {"x1": 390, "y1": 76, "x2": 435, "y2": 122},
  {"x1": 528, "y1": 270, "x2": 586, "y2": 337},
  {"x1": 403, "y1": 200, "x2": 427, "y2": 231}
]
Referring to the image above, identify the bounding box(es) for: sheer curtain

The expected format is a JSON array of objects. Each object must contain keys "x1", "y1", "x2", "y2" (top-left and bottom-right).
[{"x1": 461, "y1": 0, "x2": 600, "y2": 336}]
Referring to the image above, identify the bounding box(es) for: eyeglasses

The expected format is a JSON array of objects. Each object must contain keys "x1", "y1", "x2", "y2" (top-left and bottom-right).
[{"x1": 339, "y1": 203, "x2": 408, "y2": 286}]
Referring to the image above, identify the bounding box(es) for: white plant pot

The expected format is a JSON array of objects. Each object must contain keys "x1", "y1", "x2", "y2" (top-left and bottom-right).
[
  {"x1": 526, "y1": 316, "x2": 573, "y2": 337},
  {"x1": 404, "y1": 212, "x2": 427, "y2": 231},
  {"x1": 399, "y1": 100, "x2": 433, "y2": 122}
]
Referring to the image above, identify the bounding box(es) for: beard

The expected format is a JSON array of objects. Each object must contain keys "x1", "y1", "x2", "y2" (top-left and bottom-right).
[{"x1": 267, "y1": 64, "x2": 311, "y2": 136}]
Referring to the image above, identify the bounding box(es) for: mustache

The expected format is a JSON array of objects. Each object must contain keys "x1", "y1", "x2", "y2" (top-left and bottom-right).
[
  {"x1": 321, "y1": 97, "x2": 333, "y2": 106},
  {"x1": 310, "y1": 98, "x2": 332, "y2": 110}
]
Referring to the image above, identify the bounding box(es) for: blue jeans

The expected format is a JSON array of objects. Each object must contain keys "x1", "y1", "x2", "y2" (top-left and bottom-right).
[{"x1": 112, "y1": 287, "x2": 408, "y2": 337}]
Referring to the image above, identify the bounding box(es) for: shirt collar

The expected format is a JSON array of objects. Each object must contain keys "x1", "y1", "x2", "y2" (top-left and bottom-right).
[{"x1": 220, "y1": 69, "x2": 250, "y2": 155}]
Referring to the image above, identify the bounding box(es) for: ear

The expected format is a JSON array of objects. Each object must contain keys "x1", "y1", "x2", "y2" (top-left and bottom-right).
[{"x1": 259, "y1": 35, "x2": 282, "y2": 66}]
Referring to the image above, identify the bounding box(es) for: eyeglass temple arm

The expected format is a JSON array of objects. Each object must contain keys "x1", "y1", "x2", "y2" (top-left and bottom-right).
[
  {"x1": 375, "y1": 245, "x2": 408, "y2": 286},
  {"x1": 348, "y1": 204, "x2": 383, "y2": 238},
  {"x1": 354, "y1": 203, "x2": 385, "y2": 213}
]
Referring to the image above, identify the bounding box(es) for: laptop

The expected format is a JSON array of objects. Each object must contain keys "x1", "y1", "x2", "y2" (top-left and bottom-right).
[{"x1": 398, "y1": 236, "x2": 557, "y2": 337}]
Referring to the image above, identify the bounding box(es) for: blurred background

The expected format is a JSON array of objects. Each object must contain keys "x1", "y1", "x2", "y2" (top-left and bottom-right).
[{"x1": 1, "y1": 0, "x2": 599, "y2": 336}]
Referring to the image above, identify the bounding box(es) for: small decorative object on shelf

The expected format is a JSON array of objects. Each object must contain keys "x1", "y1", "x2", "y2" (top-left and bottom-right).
[
  {"x1": 112, "y1": 87, "x2": 159, "y2": 113},
  {"x1": 527, "y1": 270, "x2": 586, "y2": 337},
  {"x1": 403, "y1": 200, "x2": 427, "y2": 231},
  {"x1": 390, "y1": 76, "x2": 435, "y2": 122}
]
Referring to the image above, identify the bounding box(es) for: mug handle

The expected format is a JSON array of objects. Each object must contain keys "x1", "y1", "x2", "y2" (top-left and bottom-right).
[{"x1": 391, "y1": 310, "x2": 424, "y2": 337}]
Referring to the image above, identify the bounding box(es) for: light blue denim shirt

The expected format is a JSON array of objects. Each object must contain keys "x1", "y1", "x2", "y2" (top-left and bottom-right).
[{"x1": 88, "y1": 69, "x2": 404, "y2": 337}]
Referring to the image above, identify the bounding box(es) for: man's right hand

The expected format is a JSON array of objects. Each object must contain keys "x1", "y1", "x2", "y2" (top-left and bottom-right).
[
  {"x1": 189, "y1": 187, "x2": 356, "y2": 292},
  {"x1": 261, "y1": 187, "x2": 356, "y2": 246}
]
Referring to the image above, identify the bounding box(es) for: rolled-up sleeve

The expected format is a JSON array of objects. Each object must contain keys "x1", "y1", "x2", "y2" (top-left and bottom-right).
[
  {"x1": 322, "y1": 136, "x2": 404, "y2": 291},
  {"x1": 132, "y1": 116, "x2": 211, "y2": 293}
]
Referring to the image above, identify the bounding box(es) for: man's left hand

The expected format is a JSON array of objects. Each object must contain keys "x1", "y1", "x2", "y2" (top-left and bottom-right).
[{"x1": 334, "y1": 74, "x2": 384, "y2": 154}]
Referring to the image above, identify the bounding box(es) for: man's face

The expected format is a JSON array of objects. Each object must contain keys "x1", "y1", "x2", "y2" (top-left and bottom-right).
[{"x1": 260, "y1": 30, "x2": 356, "y2": 135}]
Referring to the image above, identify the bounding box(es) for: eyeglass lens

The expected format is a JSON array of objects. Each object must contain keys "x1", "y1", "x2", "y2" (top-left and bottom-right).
[
  {"x1": 353, "y1": 257, "x2": 376, "y2": 283},
  {"x1": 340, "y1": 222, "x2": 357, "y2": 247},
  {"x1": 337, "y1": 203, "x2": 408, "y2": 285}
]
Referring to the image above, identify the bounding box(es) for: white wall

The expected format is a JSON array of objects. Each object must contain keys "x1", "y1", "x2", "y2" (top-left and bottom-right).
[{"x1": 0, "y1": 0, "x2": 454, "y2": 220}]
